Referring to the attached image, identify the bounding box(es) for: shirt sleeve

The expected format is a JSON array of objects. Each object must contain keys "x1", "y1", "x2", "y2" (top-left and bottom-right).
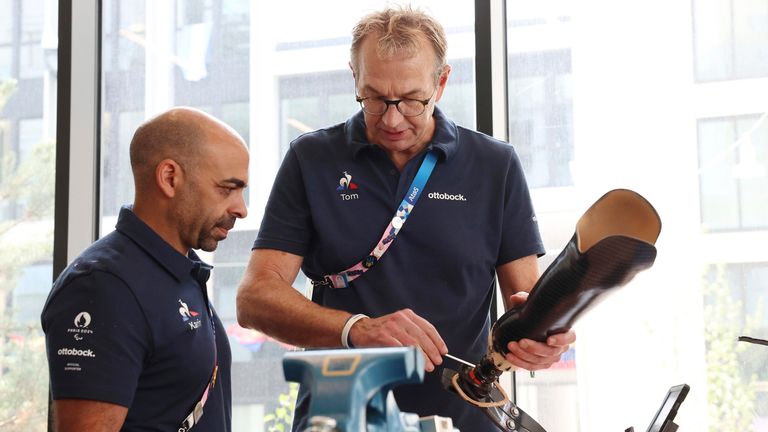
[
  {"x1": 496, "y1": 147, "x2": 546, "y2": 266},
  {"x1": 253, "y1": 146, "x2": 313, "y2": 256},
  {"x1": 42, "y1": 270, "x2": 150, "y2": 407}
]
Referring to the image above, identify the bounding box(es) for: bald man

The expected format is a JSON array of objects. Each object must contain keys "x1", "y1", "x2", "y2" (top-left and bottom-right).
[{"x1": 41, "y1": 107, "x2": 248, "y2": 432}]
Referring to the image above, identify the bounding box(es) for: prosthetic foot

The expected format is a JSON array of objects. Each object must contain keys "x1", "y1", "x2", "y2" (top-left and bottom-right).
[
  {"x1": 442, "y1": 367, "x2": 546, "y2": 432},
  {"x1": 446, "y1": 189, "x2": 662, "y2": 431}
]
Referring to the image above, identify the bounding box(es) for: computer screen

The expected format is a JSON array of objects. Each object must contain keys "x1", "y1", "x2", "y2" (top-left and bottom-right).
[{"x1": 646, "y1": 384, "x2": 689, "y2": 432}]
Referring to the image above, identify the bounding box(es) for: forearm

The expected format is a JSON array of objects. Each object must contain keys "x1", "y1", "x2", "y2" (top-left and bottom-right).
[
  {"x1": 496, "y1": 254, "x2": 540, "y2": 310},
  {"x1": 237, "y1": 278, "x2": 350, "y2": 347},
  {"x1": 53, "y1": 399, "x2": 127, "y2": 432},
  {"x1": 235, "y1": 249, "x2": 352, "y2": 348}
]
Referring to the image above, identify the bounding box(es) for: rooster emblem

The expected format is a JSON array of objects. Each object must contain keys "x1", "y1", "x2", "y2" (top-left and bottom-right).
[{"x1": 336, "y1": 171, "x2": 358, "y2": 190}]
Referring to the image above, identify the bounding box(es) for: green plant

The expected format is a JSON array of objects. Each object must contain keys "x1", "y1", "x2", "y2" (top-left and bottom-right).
[
  {"x1": 263, "y1": 382, "x2": 299, "y2": 432},
  {"x1": 0, "y1": 319, "x2": 49, "y2": 430},
  {"x1": 703, "y1": 265, "x2": 759, "y2": 432}
]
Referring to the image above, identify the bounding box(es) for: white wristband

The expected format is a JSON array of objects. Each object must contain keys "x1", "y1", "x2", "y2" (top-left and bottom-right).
[{"x1": 341, "y1": 314, "x2": 368, "y2": 348}]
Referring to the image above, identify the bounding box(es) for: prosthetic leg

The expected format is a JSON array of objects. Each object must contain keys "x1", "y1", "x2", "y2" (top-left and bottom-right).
[{"x1": 445, "y1": 189, "x2": 662, "y2": 431}]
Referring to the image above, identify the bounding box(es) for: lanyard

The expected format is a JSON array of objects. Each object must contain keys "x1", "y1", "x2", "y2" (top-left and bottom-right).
[
  {"x1": 321, "y1": 150, "x2": 438, "y2": 289},
  {"x1": 179, "y1": 262, "x2": 218, "y2": 432}
]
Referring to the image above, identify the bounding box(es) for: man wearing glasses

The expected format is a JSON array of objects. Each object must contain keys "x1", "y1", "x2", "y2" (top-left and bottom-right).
[{"x1": 236, "y1": 6, "x2": 574, "y2": 431}]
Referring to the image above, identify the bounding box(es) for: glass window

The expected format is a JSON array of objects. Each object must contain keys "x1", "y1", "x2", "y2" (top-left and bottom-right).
[
  {"x1": 18, "y1": 117, "x2": 43, "y2": 162},
  {"x1": 21, "y1": 0, "x2": 44, "y2": 43},
  {"x1": 506, "y1": 0, "x2": 574, "y2": 189},
  {"x1": 693, "y1": 0, "x2": 768, "y2": 81},
  {"x1": 732, "y1": 0, "x2": 768, "y2": 78},
  {"x1": 20, "y1": 42, "x2": 44, "y2": 79},
  {"x1": 699, "y1": 115, "x2": 768, "y2": 232},
  {"x1": 100, "y1": 1, "x2": 475, "y2": 430},
  {"x1": 0, "y1": 46, "x2": 11, "y2": 79},
  {"x1": 509, "y1": 0, "x2": 767, "y2": 431},
  {"x1": 0, "y1": 0, "x2": 12, "y2": 44},
  {"x1": 507, "y1": 51, "x2": 573, "y2": 188},
  {"x1": 0, "y1": 0, "x2": 56, "y2": 428}
]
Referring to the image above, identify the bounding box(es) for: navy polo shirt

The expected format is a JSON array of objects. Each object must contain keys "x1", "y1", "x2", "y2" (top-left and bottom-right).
[
  {"x1": 255, "y1": 107, "x2": 543, "y2": 431},
  {"x1": 41, "y1": 206, "x2": 231, "y2": 431}
]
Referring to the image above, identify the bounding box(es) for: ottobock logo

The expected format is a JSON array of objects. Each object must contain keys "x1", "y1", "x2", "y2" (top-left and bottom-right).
[
  {"x1": 428, "y1": 191, "x2": 468, "y2": 201},
  {"x1": 57, "y1": 347, "x2": 96, "y2": 358},
  {"x1": 336, "y1": 171, "x2": 360, "y2": 201}
]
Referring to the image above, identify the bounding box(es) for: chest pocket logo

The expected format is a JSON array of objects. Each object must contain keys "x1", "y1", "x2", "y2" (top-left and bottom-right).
[
  {"x1": 178, "y1": 299, "x2": 202, "y2": 330},
  {"x1": 336, "y1": 171, "x2": 360, "y2": 201}
]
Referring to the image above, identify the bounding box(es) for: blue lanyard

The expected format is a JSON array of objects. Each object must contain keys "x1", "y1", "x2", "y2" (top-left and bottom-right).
[
  {"x1": 322, "y1": 149, "x2": 438, "y2": 289},
  {"x1": 404, "y1": 150, "x2": 437, "y2": 205}
]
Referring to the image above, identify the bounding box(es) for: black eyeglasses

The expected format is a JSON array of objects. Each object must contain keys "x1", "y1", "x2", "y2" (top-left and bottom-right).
[{"x1": 355, "y1": 89, "x2": 436, "y2": 117}]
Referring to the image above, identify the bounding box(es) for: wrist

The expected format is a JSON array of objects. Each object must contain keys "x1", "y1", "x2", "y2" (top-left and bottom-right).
[{"x1": 341, "y1": 314, "x2": 368, "y2": 348}]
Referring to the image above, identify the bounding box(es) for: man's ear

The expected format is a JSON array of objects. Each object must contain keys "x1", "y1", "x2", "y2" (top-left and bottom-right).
[
  {"x1": 349, "y1": 61, "x2": 356, "y2": 80},
  {"x1": 155, "y1": 158, "x2": 183, "y2": 198},
  {"x1": 434, "y1": 64, "x2": 452, "y2": 103}
]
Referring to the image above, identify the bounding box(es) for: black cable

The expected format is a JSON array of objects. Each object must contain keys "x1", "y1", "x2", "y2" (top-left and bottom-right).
[{"x1": 738, "y1": 336, "x2": 768, "y2": 346}]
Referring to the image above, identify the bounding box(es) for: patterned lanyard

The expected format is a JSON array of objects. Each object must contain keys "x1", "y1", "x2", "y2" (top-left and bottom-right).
[
  {"x1": 322, "y1": 150, "x2": 438, "y2": 289},
  {"x1": 179, "y1": 262, "x2": 218, "y2": 432}
]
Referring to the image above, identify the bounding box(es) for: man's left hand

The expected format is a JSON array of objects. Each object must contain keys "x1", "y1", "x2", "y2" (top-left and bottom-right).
[{"x1": 503, "y1": 291, "x2": 576, "y2": 370}]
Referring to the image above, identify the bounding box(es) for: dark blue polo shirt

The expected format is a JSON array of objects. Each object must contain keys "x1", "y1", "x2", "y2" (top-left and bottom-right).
[
  {"x1": 255, "y1": 107, "x2": 543, "y2": 431},
  {"x1": 42, "y1": 206, "x2": 231, "y2": 431}
]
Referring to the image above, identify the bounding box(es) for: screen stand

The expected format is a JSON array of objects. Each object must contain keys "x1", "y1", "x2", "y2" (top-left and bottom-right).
[{"x1": 661, "y1": 423, "x2": 678, "y2": 432}]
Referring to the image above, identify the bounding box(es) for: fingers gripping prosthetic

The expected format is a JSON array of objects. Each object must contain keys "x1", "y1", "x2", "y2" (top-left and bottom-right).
[{"x1": 444, "y1": 189, "x2": 662, "y2": 432}]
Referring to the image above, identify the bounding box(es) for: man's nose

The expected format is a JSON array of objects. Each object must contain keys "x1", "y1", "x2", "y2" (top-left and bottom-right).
[
  {"x1": 231, "y1": 192, "x2": 248, "y2": 219},
  {"x1": 381, "y1": 102, "x2": 404, "y2": 125}
]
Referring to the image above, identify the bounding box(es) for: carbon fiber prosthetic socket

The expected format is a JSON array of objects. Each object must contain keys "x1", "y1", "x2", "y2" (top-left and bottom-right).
[{"x1": 449, "y1": 189, "x2": 662, "y2": 431}]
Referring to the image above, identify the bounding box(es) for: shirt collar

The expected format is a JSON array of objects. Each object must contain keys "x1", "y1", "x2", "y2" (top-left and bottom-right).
[
  {"x1": 115, "y1": 205, "x2": 212, "y2": 283},
  {"x1": 344, "y1": 106, "x2": 460, "y2": 162}
]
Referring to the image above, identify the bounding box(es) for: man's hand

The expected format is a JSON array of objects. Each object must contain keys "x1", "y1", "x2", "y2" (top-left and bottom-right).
[
  {"x1": 347, "y1": 308, "x2": 448, "y2": 372},
  {"x1": 503, "y1": 291, "x2": 576, "y2": 370}
]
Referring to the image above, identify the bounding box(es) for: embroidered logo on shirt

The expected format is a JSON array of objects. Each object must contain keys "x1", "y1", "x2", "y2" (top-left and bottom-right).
[
  {"x1": 336, "y1": 171, "x2": 358, "y2": 190},
  {"x1": 336, "y1": 171, "x2": 360, "y2": 201},
  {"x1": 427, "y1": 191, "x2": 468, "y2": 201},
  {"x1": 178, "y1": 299, "x2": 202, "y2": 330},
  {"x1": 74, "y1": 311, "x2": 91, "y2": 328},
  {"x1": 67, "y1": 311, "x2": 94, "y2": 341}
]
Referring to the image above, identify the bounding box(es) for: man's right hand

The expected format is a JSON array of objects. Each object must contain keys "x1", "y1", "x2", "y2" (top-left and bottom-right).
[{"x1": 346, "y1": 308, "x2": 448, "y2": 372}]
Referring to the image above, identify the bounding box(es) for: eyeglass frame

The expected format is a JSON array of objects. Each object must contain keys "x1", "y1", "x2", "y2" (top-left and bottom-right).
[{"x1": 355, "y1": 88, "x2": 438, "y2": 117}]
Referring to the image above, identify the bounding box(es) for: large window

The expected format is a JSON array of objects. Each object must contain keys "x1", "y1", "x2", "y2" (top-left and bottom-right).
[
  {"x1": 508, "y1": 0, "x2": 768, "y2": 431},
  {"x1": 0, "y1": 0, "x2": 56, "y2": 429}
]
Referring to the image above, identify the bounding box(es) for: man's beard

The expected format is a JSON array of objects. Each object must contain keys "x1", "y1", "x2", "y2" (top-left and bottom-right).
[{"x1": 196, "y1": 215, "x2": 236, "y2": 252}]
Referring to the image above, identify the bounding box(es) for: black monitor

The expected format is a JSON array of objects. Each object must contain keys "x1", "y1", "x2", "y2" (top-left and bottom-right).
[{"x1": 646, "y1": 384, "x2": 690, "y2": 432}]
